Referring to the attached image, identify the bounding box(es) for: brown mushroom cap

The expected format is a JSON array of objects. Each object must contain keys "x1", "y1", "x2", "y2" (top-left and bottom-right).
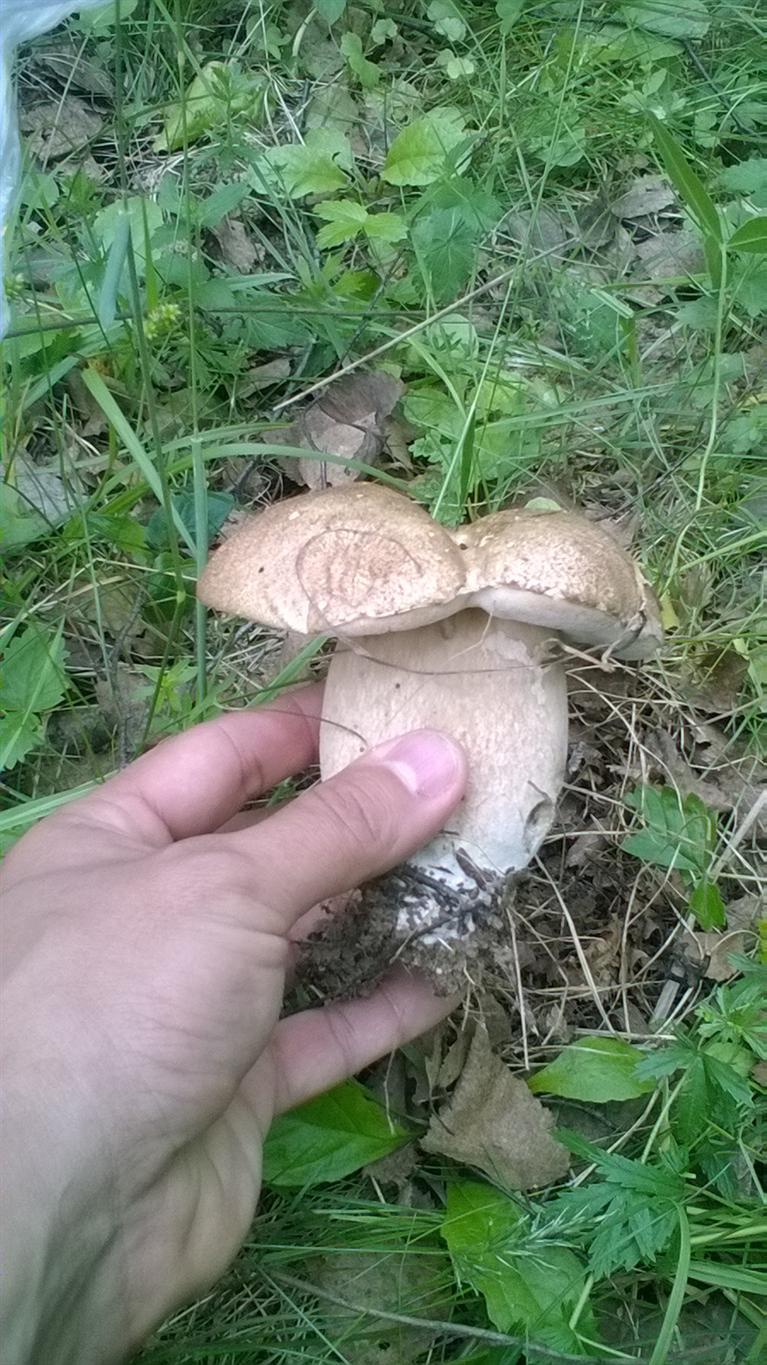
[
  {"x1": 198, "y1": 483, "x2": 465, "y2": 635},
  {"x1": 453, "y1": 508, "x2": 663, "y2": 660},
  {"x1": 198, "y1": 484, "x2": 662, "y2": 657}
]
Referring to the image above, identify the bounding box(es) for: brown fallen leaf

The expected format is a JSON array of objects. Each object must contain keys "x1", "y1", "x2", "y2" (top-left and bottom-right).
[
  {"x1": 211, "y1": 215, "x2": 259, "y2": 273},
  {"x1": 681, "y1": 929, "x2": 753, "y2": 981},
  {"x1": 305, "y1": 1249, "x2": 449, "y2": 1365},
  {"x1": 610, "y1": 175, "x2": 675, "y2": 220},
  {"x1": 20, "y1": 96, "x2": 103, "y2": 161},
  {"x1": 632, "y1": 228, "x2": 705, "y2": 285},
  {"x1": 281, "y1": 371, "x2": 404, "y2": 489},
  {"x1": 421, "y1": 1025, "x2": 570, "y2": 1190}
]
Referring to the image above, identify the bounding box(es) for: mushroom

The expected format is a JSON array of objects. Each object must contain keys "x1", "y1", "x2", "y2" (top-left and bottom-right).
[{"x1": 198, "y1": 483, "x2": 662, "y2": 943}]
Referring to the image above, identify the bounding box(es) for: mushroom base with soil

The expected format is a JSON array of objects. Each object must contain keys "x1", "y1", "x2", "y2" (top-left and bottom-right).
[{"x1": 299, "y1": 610, "x2": 568, "y2": 996}]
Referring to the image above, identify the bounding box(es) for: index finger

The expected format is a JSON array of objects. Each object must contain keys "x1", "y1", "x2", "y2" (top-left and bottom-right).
[{"x1": 73, "y1": 684, "x2": 324, "y2": 846}]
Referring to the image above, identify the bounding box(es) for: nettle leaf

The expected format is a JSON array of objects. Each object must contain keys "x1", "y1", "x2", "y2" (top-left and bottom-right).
[
  {"x1": 0, "y1": 626, "x2": 68, "y2": 715},
  {"x1": 528, "y1": 1036, "x2": 653, "y2": 1103},
  {"x1": 622, "y1": 785, "x2": 716, "y2": 879},
  {"x1": 729, "y1": 216, "x2": 767, "y2": 254},
  {"x1": 315, "y1": 199, "x2": 369, "y2": 248},
  {"x1": 623, "y1": 0, "x2": 710, "y2": 39},
  {"x1": 263, "y1": 1080, "x2": 409, "y2": 1186},
  {"x1": 383, "y1": 109, "x2": 467, "y2": 187},
  {"x1": 442, "y1": 1181, "x2": 590, "y2": 1350}
]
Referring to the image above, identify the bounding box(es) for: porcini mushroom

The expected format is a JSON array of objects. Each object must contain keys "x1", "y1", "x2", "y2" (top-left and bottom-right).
[{"x1": 199, "y1": 483, "x2": 662, "y2": 960}]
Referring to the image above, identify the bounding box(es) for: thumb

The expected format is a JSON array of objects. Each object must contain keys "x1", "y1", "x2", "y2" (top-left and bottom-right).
[{"x1": 228, "y1": 730, "x2": 467, "y2": 927}]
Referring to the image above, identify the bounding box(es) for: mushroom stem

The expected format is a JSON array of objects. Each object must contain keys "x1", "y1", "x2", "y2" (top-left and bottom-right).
[{"x1": 320, "y1": 610, "x2": 569, "y2": 899}]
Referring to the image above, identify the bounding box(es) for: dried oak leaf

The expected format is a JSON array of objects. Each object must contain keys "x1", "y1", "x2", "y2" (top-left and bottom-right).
[
  {"x1": 20, "y1": 96, "x2": 103, "y2": 161},
  {"x1": 211, "y1": 215, "x2": 259, "y2": 273},
  {"x1": 281, "y1": 371, "x2": 404, "y2": 489},
  {"x1": 420, "y1": 1025, "x2": 570, "y2": 1190},
  {"x1": 682, "y1": 929, "x2": 753, "y2": 982},
  {"x1": 610, "y1": 175, "x2": 675, "y2": 220}
]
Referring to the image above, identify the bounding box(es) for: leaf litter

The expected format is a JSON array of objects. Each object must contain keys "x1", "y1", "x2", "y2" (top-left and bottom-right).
[{"x1": 420, "y1": 1025, "x2": 570, "y2": 1190}]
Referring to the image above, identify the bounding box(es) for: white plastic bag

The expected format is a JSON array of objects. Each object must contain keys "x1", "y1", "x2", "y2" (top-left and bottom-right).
[{"x1": 0, "y1": 2, "x2": 106, "y2": 335}]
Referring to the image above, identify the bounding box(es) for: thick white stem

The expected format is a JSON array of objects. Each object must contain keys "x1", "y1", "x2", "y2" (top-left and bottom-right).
[{"x1": 320, "y1": 610, "x2": 568, "y2": 890}]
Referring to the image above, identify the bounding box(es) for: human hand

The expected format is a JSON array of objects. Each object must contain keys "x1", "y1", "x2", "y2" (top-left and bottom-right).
[{"x1": 0, "y1": 685, "x2": 466, "y2": 1364}]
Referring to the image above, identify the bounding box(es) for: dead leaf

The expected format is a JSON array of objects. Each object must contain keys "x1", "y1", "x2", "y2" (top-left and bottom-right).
[
  {"x1": 210, "y1": 215, "x2": 259, "y2": 273},
  {"x1": 752, "y1": 1061, "x2": 767, "y2": 1087},
  {"x1": 3, "y1": 458, "x2": 70, "y2": 525},
  {"x1": 34, "y1": 38, "x2": 115, "y2": 98},
  {"x1": 282, "y1": 371, "x2": 404, "y2": 489},
  {"x1": 20, "y1": 97, "x2": 103, "y2": 161},
  {"x1": 566, "y1": 830, "x2": 608, "y2": 869},
  {"x1": 682, "y1": 929, "x2": 753, "y2": 981},
  {"x1": 611, "y1": 175, "x2": 675, "y2": 220},
  {"x1": 645, "y1": 730, "x2": 766, "y2": 831},
  {"x1": 632, "y1": 228, "x2": 705, "y2": 284},
  {"x1": 238, "y1": 357, "x2": 291, "y2": 397},
  {"x1": 306, "y1": 1250, "x2": 448, "y2": 1365},
  {"x1": 683, "y1": 648, "x2": 749, "y2": 715},
  {"x1": 726, "y1": 895, "x2": 765, "y2": 932},
  {"x1": 498, "y1": 206, "x2": 575, "y2": 257},
  {"x1": 421, "y1": 1025, "x2": 570, "y2": 1190}
]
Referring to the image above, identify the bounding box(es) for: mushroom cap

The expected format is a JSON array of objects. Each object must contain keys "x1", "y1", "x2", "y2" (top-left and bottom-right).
[
  {"x1": 198, "y1": 484, "x2": 662, "y2": 657},
  {"x1": 198, "y1": 483, "x2": 466, "y2": 635},
  {"x1": 454, "y1": 508, "x2": 663, "y2": 660}
]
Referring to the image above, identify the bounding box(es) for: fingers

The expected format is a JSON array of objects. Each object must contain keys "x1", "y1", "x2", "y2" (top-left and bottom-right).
[
  {"x1": 225, "y1": 730, "x2": 467, "y2": 927},
  {"x1": 267, "y1": 967, "x2": 460, "y2": 1114},
  {"x1": 74, "y1": 685, "x2": 323, "y2": 846}
]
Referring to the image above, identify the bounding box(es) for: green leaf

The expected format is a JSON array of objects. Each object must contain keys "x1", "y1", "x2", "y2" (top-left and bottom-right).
[
  {"x1": 75, "y1": 0, "x2": 139, "y2": 31},
  {"x1": 315, "y1": 199, "x2": 369, "y2": 248},
  {"x1": 689, "y1": 879, "x2": 726, "y2": 930},
  {"x1": 155, "y1": 62, "x2": 258, "y2": 154},
  {"x1": 411, "y1": 206, "x2": 476, "y2": 301},
  {"x1": 649, "y1": 116, "x2": 722, "y2": 250},
  {"x1": 428, "y1": 1, "x2": 467, "y2": 43},
  {"x1": 442, "y1": 1181, "x2": 590, "y2": 1349},
  {"x1": 146, "y1": 491, "x2": 234, "y2": 553},
  {"x1": 496, "y1": 0, "x2": 525, "y2": 33},
  {"x1": 316, "y1": 0, "x2": 347, "y2": 22},
  {"x1": 340, "y1": 32, "x2": 381, "y2": 89},
  {"x1": 0, "y1": 626, "x2": 68, "y2": 715},
  {"x1": 729, "y1": 217, "x2": 767, "y2": 254},
  {"x1": 623, "y1": 0, "x2": 710, "y2": 39},
  {"x1": 528, "y1": 1036, "x2": 654, "y2": 1102},
  {"x1": 0, "y1": 484, "x2": 49, "y2": 552},
  {"x1": 364, "y1": 211, "x2": 407, "y2": 243},
  {"x1": 718, "y1": 157, "x2": 767, "y2": 209},
  {"x1": 263, "y1": 1080, "x2": 409, "y2": 1186},
  {"x1": 622, "y1": 785, "x2": 717, "y2": 880},
  {"x1": 255, "y1": 131, "x2": 351, "y2": 199},
  {"x1": 0, "y1": 713, "x2": 44, "y2": 771},
  {"x1": 383, "y1": 109, "x2": 467, "y2": 187}
]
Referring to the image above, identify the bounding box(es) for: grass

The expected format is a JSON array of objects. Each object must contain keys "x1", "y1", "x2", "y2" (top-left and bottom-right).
[{"x1": 1, "y1": 1, "x2": 765, "y2": 1361}]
